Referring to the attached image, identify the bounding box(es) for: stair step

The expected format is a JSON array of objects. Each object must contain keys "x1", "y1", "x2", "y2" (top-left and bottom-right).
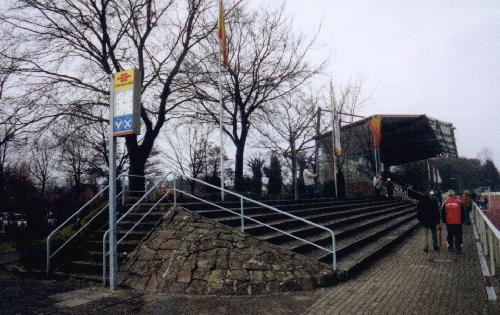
[
  {"x1": 61, "y1": 260, "x2": 103, "y2": 274},
  {"x1": 336, "y1": 219, "x2": 419, "y2": 276},
  {"x1": 218, "y1": 200, "x2": 395, "y2": 226},
  {"x1": 87, "y1": 239, "x2": 141, "y2": 253},
  {"x1": 195, "y1": 200, "x2": 390, "y2": 219},
  {"x1": 53, "y1": 271, "x2": 102, "y2": 282},
  {"x1": 312, "y1": 212, "x2": 417, "y2": 261},
  {"x1": 241, "y1": 202, "x2": 407, "y2": 236},
  {"x1": 287, "y1": 207, "x2": 416, "y2": 252},
  {"x1": 179, "y1": 198, "x2": 356, "y2": 211}
]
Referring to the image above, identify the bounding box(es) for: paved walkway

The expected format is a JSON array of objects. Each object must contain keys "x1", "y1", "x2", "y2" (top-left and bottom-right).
[
  {"x1": 308, "y1": 226, "x2": 499, "y2": 314},
  {"x1": 1, "y1": 226, "x2": 498, "y2": 314}
]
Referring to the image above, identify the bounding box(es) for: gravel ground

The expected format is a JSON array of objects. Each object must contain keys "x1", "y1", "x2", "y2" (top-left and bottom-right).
[{"x1": 0, "y1": 268, "x2": 319, "y2": 314}]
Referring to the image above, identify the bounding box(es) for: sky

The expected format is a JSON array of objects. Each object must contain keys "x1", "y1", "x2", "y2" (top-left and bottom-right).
[
  {"x1": 1, "y1": 0, "x2": 499, "y2": 174},
  {"x1": 252, "y1": 0, "x2": 500, "y2": 167}
]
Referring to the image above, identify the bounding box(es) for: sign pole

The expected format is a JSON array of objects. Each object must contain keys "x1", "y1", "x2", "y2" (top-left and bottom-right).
[{"x1": 108, "y1": 74, "x2": 117, "y2": 290}]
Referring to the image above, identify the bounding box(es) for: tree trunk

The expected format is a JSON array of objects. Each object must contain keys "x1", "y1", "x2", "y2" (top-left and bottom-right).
[
  {"x1": 128, "y1": 153, "x2": 146, "y2": 196},
  {"x1": 189, "y1": 180, "x2": 196, "y2": 194},
  {"x1": 126, "y1": 130, "x2": 157, "y2": 195},
  {"x1": 291, "y1": 136, "x2": 298, "y2": 200},
  {"x1": 234, "y1": 142, "x2": 245, "y2": 192}
]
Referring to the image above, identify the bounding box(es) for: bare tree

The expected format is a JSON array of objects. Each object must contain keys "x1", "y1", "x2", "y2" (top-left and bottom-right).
[
  {"x1": 329, "y1": 81, "x2": 366, "y2": 171},
  {"x1": 62, "y1": 120, "x2": 129, "y2": 181},
  {"x1": 1, "y1": 0, "x2": 225, "y2": 191},
  {"x1": 30, "y1": 139, "x2": 55, "y2": 199},
  {"x1": 164, "y1": 123, "x2": 228, "y2": 193},
  {"x1": 477, "y1": 147, "x2": 494, "y2": 164},
  {"x1": 58, "y1": 134, "x2": 90, "y2": 189},
  {"x1": 184, "y1": 4, "x2": 322, "y2": 191},
  {"x1": 256, "y1": 91, "x2": 330, "y2": 188},
  {"x1": 164, "y1": 124, "x2": 210, "y2": 193}
]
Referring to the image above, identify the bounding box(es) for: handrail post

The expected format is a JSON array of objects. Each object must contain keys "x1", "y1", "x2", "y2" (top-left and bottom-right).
[
  {"x1": 46, "y1": 238, "x2": 50, "y2": 276},
  {"x1": 240, "y1": 198, "x2": 244, "y2": 232},
  {"x1": 331, "y1": 232, "x2": 336, "y2": 270},
  {"x1": 173, "y1": 175, "x2": 177, "y2": 208},
  {"x1": 488, "y1": 229, "x2": 495, "y2": 276},
  {"x1": 122, "y1": 186, "x2": 126, "y2": 207},
  {"x1": 484, "y1": 222, "x2": 488, "y2": 256},
  {"x1": 103, "y1": 231, "x2": 108, "y2": 286}
]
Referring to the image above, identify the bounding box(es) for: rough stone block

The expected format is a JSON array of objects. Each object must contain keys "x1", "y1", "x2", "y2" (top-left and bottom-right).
[
  {"x1": 197, "y1": 258, "x2": 215, "y2": 269},
  {"x1": 207, "y1": 270, "x2": 224, "y2": 284},
  {"x1": 244, "y1": 259, "x2": 267, "y2": 270},
  {"x1": 229, "y1": 269, "x2": 249, "y2": 281},
  {"x1": 145, "y1": 275, "x2": 158, "y2": 292},
  {"x1": 163, "y1": 239, "x2": 182, "y2": 250},
  {"x1": 177, "y1": 270, "x2": 192, "y2": 283},
  {"x1": 249, "y1": 270, "x2": 264, "y2": 284}
]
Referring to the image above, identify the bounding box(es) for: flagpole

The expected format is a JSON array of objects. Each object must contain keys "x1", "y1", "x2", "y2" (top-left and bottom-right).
[
  {"x1": 330, "y1": 80, "x2": 338, "y2": 198},
  {"x1": 372, "y1": 117, "x2": 378, "y2": 174},
  {"x1": 218, "y1": 32, "x2": 225, "y2": 202}
]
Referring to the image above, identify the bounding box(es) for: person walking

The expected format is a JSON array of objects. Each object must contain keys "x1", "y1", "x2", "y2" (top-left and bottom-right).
[
  {"x1": 461, "y1": 190, "x2": 472, "y2": 225},
  {"x1": 303, "y1": 166, "x2": 316, "y2": 199},
  {"x1": 386, "y1": 178, "x2": 394, "y2": 200},
  {"x1": 441, "y1": 190, "x2": 466, "y2": 253},
  {"x1": 417, "y1": 191, "x2": 441, "y2": 251}
]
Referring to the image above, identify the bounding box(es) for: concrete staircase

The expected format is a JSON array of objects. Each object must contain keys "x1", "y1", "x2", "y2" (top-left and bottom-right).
[
  {"x1": 52, "y1": 197, "x2": 418, "y2": 282},
  {"x1": 180, "y1": 197, "x2": 419, "y2": 277},
  {"x1": 52, "y1": 204, "x2": 166, "y2": 282}
]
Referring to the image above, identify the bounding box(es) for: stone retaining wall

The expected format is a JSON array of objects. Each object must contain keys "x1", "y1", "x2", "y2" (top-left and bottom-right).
[{"x1": 120, "y1": 207, "x2": 337, "y2": 295}]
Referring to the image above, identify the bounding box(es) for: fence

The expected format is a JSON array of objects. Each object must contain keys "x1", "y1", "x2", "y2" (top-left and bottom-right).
[{"x1": 472, "y1": 201, "x2": 500, "y2": 276}]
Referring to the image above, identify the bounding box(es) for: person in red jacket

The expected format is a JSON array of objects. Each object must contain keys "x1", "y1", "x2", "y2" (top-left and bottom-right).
[{"x1": 441, "y1": 190, "x2": 466, "y2": 253}]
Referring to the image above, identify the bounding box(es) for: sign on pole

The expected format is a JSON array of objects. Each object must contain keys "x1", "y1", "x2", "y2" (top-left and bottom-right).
[
  {"x1": 109, "y1": 68, "x2": 141, "y2": 290},
  {"x1": 112, "y1": 69, "x2": 141, "y2": 137}
]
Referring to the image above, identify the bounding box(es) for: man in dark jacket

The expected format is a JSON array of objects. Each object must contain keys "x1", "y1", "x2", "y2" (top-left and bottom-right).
[
  {"x1": 417, "y1": 191, "x2": 441, "y2": 251},
  {"x1": 386, "y1": 178, "x2": 395, "y2": 200},
  {"x1": 441, "y1": 190, "x2": 466, "y2": 253}
]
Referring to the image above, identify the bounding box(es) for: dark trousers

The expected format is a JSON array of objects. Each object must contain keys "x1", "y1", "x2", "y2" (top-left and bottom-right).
[
  {"x1": 446, "y1": 224, "x2": 463, "y2": 249},
  {"x1": 388, "y1": 189, "x2": 394, "y2": 200},
  {"x1": 305, "y1": 185, "x2": 314, "y2": 198},
  {"x1": 464, "y1": 208, "x2": 471, "y2": 225},
  {"x1": 424, "y1": 225, "x2": 438, "y2": 248}
]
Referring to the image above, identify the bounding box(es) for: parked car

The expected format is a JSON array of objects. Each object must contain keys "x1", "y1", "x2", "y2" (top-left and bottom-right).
[
  {"x1": 46, "y1": 211, "x2": 57, "y2": 227},
  {"x1": 5, "y1": 213, "x2": 27, "y2": 228}
]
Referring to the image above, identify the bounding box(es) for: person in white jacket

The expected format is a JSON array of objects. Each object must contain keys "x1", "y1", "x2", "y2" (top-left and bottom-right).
[{"x1": 303, "y1": 167, "x2": 316, "y2": 198}]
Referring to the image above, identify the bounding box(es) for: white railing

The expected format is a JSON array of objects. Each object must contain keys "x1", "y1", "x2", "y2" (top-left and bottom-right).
[
  {"x1": 472, "y1": 201, "x2": 500, "y2": 275},
  {"x1": 46, "y1": 174, "x2": 147, "y2": 275},
  {"x1": 102, "y1": 172, "x2": 173, "y2": 284},
  {"x1": 173, "y1": 173, "x2": 337, "y2": 270},
  {"x1": 102, "y1": 171, "x2": 337, "y2": 285}
]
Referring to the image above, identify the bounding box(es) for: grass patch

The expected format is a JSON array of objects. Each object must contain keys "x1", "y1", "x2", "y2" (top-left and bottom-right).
[{"x1": 0, "y1": 241, "x2": 16, "y2": 254}]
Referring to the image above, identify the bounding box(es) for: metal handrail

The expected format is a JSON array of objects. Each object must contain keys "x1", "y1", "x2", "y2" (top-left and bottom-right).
[
  {"x1": 46, "y1": 174, "x2": 146, "y2": 275},
  {"x1": 46, "y1": 184, "x2": 110, "y2": 275},
  {"x1": 473, "y1": 201, "x2": 500, "y2": 276},
  {"x1": 102, "y1": 172, "x2": 173, "y2": 284},
  {"x1": 50, "y1": 191, "x2": 123, "y2": 259},
  {"x1": 101, "y1": 171, "x2": 337, "y2": 285},
  {"x1": 173, "y1": 173, "x2": 337, "y2": 270}
]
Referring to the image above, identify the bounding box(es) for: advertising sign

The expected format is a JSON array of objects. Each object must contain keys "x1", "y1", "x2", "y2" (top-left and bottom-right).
[{"x1": 112, "y1": 69, "x2": 141, "y2": 137}]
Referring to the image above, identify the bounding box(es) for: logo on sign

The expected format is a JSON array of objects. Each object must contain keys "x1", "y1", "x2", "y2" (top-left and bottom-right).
[{"x1": 114, "y1": 115, "x2": 134, "y2": 134}]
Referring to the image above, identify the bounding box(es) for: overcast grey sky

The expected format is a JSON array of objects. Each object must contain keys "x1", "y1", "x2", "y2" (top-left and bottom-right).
[{"x1": 254, "y1": 0, "x2": 500, "y2": 167}]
